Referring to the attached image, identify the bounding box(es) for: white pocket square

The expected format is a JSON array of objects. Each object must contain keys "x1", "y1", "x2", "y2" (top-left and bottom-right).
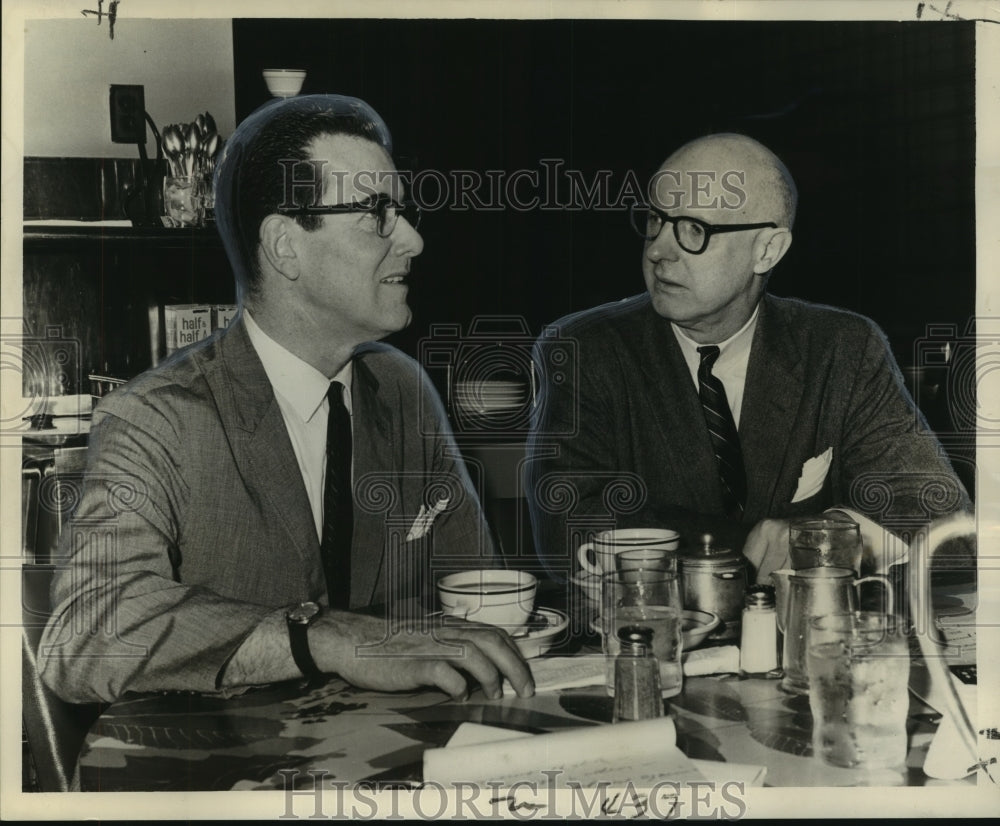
[
  {"x1": 405, "y1": 497, "x2": 450, "y2": 541},
  {"x1": 791, "y1": 447, "x2": 832, "y2": 503}
]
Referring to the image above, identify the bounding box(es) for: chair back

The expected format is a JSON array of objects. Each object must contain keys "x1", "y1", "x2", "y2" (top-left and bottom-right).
[{"x1": 22, "y1": 563, "x2": 104, "y2": 791}]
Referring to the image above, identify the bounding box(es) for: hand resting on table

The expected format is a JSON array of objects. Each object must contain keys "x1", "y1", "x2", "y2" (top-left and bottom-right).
[{"x1": 223, "y1": 610, "x2": 535, "y2": 701}]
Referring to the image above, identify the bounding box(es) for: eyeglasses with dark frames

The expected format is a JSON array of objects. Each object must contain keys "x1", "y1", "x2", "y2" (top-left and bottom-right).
[
  {"x1": 629, "y1": 203, "x2": 777, "y2": 255},
  {"x1": 280, "y1": 193, "x2": 421, "y2": 238}
]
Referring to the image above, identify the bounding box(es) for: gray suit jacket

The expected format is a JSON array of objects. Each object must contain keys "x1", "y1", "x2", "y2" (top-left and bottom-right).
[
  {"x1": 40, "y1": 318, "x2": 495, "y2": 703},
  {"x1": 526, "y1": 293, "x2": 970, "y2": 576}
]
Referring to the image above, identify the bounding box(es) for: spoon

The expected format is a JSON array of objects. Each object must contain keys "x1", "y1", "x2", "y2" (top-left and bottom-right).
[
  {"x1": 162, "y1": 125, "x2": 185, "y2": 177},
  {"x1": 202, "y1": 132, "x2": 220, "y2": 170},
  {"x1": 184, "y1": 123, "x2": 200, "y2": 176}
]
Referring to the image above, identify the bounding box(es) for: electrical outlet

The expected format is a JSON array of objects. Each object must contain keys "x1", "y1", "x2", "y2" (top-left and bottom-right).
[{"x1": 110, "y1": 84, "x2": 146, "y2": 143}]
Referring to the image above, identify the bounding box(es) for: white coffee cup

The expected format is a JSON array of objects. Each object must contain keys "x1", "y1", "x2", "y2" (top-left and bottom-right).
[
  {"x1": 437, "y1": 569, "x2": 537, "y2": 633},
  {"x1": 577, "y1": 528, "x2": 680, "y2": 577}
]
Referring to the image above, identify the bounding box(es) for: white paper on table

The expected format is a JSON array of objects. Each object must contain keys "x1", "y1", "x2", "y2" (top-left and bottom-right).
[
  {"x1": 424, "y1": 717, "x2": 703, "y2": 787},
  {"x1": 426, "y1": 721, "x2": 767, "y2": 788},
  {"x1": 909, "y1": 653, "x2": 982, "y2": 780},
  {"x1": 689, "y1": 760, "x2": 767, "y2": 787}
]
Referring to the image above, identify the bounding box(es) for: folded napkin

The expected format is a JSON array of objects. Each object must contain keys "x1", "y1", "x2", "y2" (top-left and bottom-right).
[
  {"x1": 682, "y1": 645, "x2": 741, "y2": 676},
  {"x1": 503, "y1": 647, "x2": 741, "y2": 696}
]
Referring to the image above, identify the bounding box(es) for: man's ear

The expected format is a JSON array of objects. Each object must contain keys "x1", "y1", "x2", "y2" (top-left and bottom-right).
[
  {"x1": 753, "y1": 228, "x2": 792, "y2": 275},
  {"x1": 258, "y1": 214, "x2": 300, "y2": 281}
]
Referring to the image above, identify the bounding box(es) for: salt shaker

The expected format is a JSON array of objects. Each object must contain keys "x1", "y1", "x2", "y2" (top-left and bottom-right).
[
  {"x1": 739, "y1": 584, "x2": 779, "y2": 674},
  {"x1": 613, "y1": 625, "x2": 663, "y2": 723}
]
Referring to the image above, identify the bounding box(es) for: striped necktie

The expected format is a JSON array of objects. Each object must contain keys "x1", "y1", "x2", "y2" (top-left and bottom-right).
[
  {"x1": 321, "y1": 381, "x2": 353, "y2": 609},
  {"x1": 697, "y1": 345, "x2": 746, "y2": 519}
]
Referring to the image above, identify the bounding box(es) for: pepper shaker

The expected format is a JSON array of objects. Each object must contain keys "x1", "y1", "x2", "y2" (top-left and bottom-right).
[{"x1": 613, "y1": 625, "x2": 664, "y2": 723}]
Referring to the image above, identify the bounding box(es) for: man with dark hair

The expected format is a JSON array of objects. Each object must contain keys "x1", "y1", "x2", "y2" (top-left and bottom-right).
[
  {"x1": 40, "y1": 95, "x2": 533, "y2": 704},
  {"x1": 527, "y1": 133, "x2": 971, "y2": 584},
  {"x1": 224, "y1": 100, "x2": 390, "y2": 299}
]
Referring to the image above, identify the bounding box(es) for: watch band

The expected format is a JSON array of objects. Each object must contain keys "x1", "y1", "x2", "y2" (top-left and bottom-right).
[{"x1": 286, "y1": 601, "x2": 323, "y2": 682}]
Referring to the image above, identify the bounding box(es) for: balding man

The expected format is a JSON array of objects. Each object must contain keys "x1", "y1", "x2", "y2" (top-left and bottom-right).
[{"x1": 526, "y1": 133, "x2": 970, "y2": 584}]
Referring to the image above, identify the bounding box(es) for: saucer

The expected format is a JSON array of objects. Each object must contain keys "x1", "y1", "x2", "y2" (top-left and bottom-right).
[
  {"x1": 589, "y1": 609, "x2": 720, "y2": 651},
  {"x1": 428, "y1": 608, "x2": 569, "y2": 659},
  {"x1": 511, "y1": 608, "x2": 570, "y2": 659},
  {"x1": 570, "y1": 571, "x2": 601, "y2": 606}
]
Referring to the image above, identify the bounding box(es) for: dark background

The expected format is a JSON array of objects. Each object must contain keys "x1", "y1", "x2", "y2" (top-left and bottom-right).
[
  {"x1": 234, "y1": 19, "x2": 975, "y2": 368},
  {"x1": 22, "y1": 18, "x2": 978, "y2": 502}
]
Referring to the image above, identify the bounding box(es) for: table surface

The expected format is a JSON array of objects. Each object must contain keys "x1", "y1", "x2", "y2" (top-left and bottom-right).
[{"x1": 79, "y1": 633, "x2": 972, "y2": 792}]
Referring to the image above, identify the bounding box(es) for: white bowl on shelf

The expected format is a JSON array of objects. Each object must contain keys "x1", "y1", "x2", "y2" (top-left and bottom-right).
[{"x1": 263, "y1": 69, "x2": 307, "y2": 98}]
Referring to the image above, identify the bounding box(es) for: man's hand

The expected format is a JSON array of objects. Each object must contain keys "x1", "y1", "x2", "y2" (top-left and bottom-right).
[
  {"x1": 741, "y1": 518, "x2": 792, "y2": 583},
  {"x1": 313, "y1": 613, "x2": 535, "y2": 701}
]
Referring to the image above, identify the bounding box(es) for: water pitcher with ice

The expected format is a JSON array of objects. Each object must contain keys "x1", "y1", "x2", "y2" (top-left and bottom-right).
[{"x1": 773, "y1": 567, "x2": 893, "y2": 695}]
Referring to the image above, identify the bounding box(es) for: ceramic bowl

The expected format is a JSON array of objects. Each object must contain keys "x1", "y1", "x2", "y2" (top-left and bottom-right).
[
  {"x1": 262, "y1": 69, "x2": 307, "y2": 98},
  {"x1": 681, "y1": 609, "x2": 721, "y2": 649}
]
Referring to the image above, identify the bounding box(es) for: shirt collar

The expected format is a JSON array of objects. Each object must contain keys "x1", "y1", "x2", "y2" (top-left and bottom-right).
[
  {"x1": 670, "y1": 303, "x2": 760, "y2": 364},
  {"x1": 244, "y1": 310, "x2": 353, "y2": 422}
]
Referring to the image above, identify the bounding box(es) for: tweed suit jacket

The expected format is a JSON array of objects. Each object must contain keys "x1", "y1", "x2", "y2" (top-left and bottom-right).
[
  {"x1": 39, "y1": 317, "x2": 495, "y2": 703},
  {"x1": 526, "y1": 293, "x2": 970, "y2": 576}
]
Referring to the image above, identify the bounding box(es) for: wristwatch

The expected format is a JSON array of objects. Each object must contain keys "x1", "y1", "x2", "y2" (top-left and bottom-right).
[{"x1": 285, "y1": 601, "x2": 323, "y2": 683}]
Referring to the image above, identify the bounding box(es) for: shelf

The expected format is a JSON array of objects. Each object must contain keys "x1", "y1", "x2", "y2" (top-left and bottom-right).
[{"x1": 23, "y1": 223, "x2": 225, "y2": 250}]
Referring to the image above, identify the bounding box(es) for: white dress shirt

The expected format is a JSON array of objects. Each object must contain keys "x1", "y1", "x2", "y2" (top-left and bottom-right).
[
  {"x1": 670, "y1": 305, "x2": 759, "y2": 429},
  {"x1": 244, "y1": 311, "x2": 353, "y2": 541}
]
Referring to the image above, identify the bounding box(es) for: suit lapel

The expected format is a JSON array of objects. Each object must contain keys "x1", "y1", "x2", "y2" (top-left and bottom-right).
[
  {"x1": 740, "y1": 296, "x2": 806, "y2": 522},
  {"x1": 349, "y1": 354, "x2": 397, "y2": 608},
  {"x1": 634, "y1": 301, "x2": 723, "y2": 511},
  {"x1": 209, "y1": 318, "x2": 319, "y2": 568}
]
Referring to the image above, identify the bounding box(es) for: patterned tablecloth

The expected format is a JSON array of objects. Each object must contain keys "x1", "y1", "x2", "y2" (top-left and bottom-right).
[{"x1": 79, "y1": 663, "x2": 963, "y2": 792}]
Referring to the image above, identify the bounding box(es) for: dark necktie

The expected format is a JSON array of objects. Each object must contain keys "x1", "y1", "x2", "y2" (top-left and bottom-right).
[
  {"x1": 321, "y1": 381, "x2": 353, "y2": 609},
  {"x1": 697, "y1": 345, "x2": 746, "y2": 519}
]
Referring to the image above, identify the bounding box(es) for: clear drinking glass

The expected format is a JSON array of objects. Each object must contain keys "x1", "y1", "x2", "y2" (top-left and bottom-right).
[
  {"x1": 163, "y1": 175, "x2": 203, "y2": 227},
  {"x1": 616, "y1": 547, "x2": 679, "y2": 576},
  {"x1": 601, "y1": 569, "x2": 683, "y2": 698},
  {"x1": 200, "y1": 174, "x2": 215, "y2": 222},
  {"x1": 789, "y1": 518, "x2": 863, "y2": 573},
  {"x1": 807, "y1": 611, "x2": 910, "y2": 770}
]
